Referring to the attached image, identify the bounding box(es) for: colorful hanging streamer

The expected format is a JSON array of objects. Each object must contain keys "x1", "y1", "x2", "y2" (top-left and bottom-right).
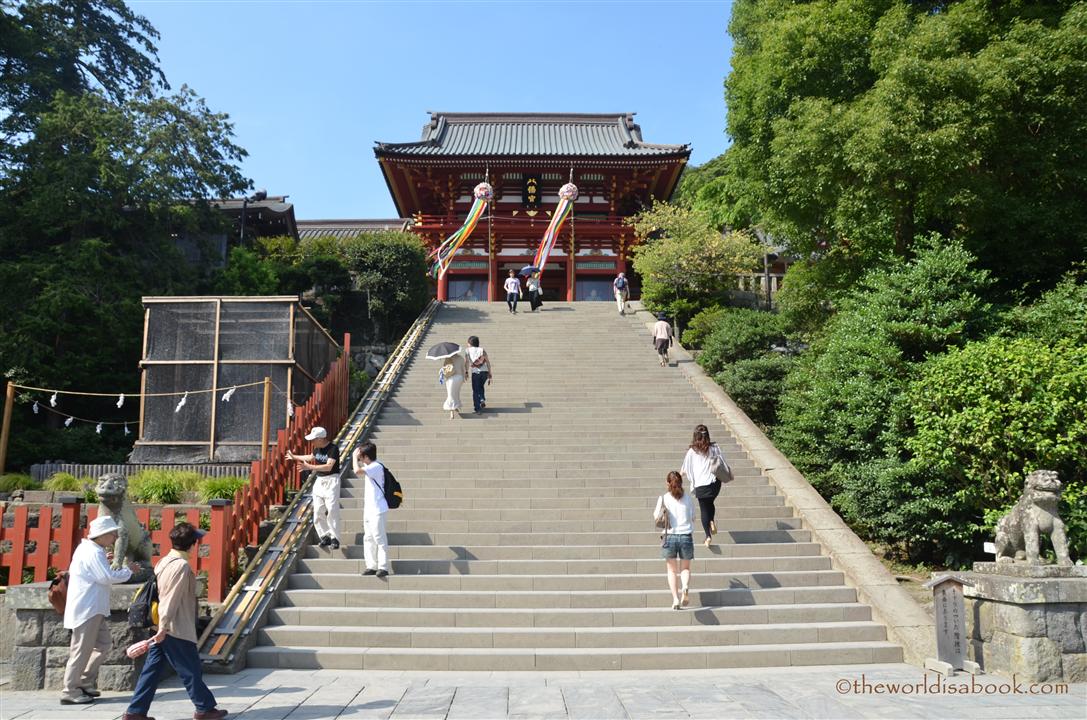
[
  {"x1": 429, "y1": 182, "x2": 492, "y2": 279},
  {"x1": 531, "y1": 183, "x2": 578, "y2": 272}
]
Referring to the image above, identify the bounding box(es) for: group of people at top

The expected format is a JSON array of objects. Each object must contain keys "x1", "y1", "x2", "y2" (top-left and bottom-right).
[{"x1": 502, "y1": 270, "x2": 543, "y2": 313}]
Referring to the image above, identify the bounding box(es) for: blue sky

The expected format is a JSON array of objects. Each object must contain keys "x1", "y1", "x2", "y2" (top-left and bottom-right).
[{"x1": 131, "y1": 1, "x2": 734, "y2": 219}]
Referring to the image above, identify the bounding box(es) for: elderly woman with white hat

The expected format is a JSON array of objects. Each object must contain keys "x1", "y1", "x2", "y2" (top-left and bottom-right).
[{"x1": 60, "y1": 516, "x2": 141, "y2": 706}]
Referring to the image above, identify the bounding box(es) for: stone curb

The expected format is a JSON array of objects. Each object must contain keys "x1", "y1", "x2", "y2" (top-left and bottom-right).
[{"x1": 630, "y1": 303, "x2": 935, "y2": 666}]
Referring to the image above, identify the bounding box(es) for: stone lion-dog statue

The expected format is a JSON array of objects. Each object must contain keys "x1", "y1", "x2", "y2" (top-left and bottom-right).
[
  {"x1": 94, "y1": 473, "x2": 154, "y2": 580},
  {"x1": 994, "y1": 469, "x2": 1072, "y2": 566}
]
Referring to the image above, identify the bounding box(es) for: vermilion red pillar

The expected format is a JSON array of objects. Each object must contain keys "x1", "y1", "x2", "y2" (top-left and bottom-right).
[{"x1": 438, "y1": 272, "x2": 448, "y2": 301}]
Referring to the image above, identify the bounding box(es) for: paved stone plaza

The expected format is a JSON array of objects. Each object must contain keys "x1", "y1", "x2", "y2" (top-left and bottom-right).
[{"x1": 2, "y1": 664, "x2": 1084, "y2": 719}]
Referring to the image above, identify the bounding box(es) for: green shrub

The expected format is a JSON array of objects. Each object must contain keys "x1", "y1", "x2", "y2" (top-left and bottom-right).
[
  {"x1": 128, "y1": 469, "x2": 184, "y2": 504},
  {"x1": 775, "y1": 237, "x2": 994, "y2": 497},
  {"x1": 1008, "y1": 270, "x2": 1087, "y2": 346},
  {"x1": 44, "y1": 472, "x2": 97, "y2": 502},
  {"x1": 697, "y1": 308, "x2": 787, "y2": 374},
  {"x1": 1061, "y1": 482, "x2": 1087, "y2": 563},
  {"x1": 714, "y1": 354, "x2": 794, "y2": 427},
  {"x1": 681, "y1": 306, "x2": 726, "y2": 350},
  {"x1": 198, "y1": 476, "x2": 248, "y2": 503},
  {"x1": 0, "y1": 473, "x2": 38, "y2": 492},
  {"x1": 904, "y1": 336, "x2": 1087, "y2": 560},
  {"x1": 350, "y1": 368, "x2": 372, "y2": 405}
]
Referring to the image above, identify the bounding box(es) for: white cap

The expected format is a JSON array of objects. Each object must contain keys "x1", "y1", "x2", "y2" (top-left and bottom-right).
[
  {"x1": 304, "y1": 426, "x2": 327, "y2": 441},
  {"x1": 88, "y1": 516, "x2": 122, "y2": 539}
]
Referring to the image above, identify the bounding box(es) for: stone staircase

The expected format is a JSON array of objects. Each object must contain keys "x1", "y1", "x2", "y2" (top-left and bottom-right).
[{"x1": 247, "y1": 302, "x2": 902, "y2": 670}]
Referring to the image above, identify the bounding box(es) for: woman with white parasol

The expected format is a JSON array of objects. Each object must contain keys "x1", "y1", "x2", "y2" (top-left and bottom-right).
[{"x1": 428, "y1": 342, "x2": 470, "y2": 419}]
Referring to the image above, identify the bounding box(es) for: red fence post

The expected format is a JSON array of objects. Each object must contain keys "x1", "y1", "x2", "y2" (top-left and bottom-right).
[
  {"x1": 55, "y1": 496, "x2": 83, "y2": 573},
  {"x1": 27, "y1": 505, "x2": 52, "y2": 582},
  {"x1": 6, "y1": 505, "x2": 28, "y2": 584},
  {"x1": 207, "y1": 499, "x2": 233, "y2": 603}
]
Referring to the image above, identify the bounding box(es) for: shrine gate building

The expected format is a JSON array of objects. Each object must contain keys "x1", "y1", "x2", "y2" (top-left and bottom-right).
[{"x1": 375, "y1": 112, "x2": 691, "y2": 301}]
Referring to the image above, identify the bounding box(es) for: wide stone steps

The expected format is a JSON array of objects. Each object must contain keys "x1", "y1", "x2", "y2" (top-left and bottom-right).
[
  {"x1": 277, "y1": 586, "x2": 860, "y2": 609},
  {"x1": 296, "y1": 555, "x2": 831, "y2": 575},
  {"x1": 268, "y1": 602, "x2": 873, "y2": 628},
  {"x1": 286, "y1": 569, "x2": 845, "y2": 592},
  {"x1": 304, "y1": 541, "x2": 826, "y2": 561},
  {"x1": 250, "y1": 302, "x2": 902, "y2": 671},
  {"x1": 257, "y1": 621, "x2": 888, "y2": 650},
  {"x1": 376, "y1": 530, "x2": 812, "y2": 546},
  {"x1": 246, "y1": 641, "x2": 902, "y2": 671}
]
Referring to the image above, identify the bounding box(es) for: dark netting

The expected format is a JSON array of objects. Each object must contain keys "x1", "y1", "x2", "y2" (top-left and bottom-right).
[
  {"x1": 215, "y1": 364, "x2": 288, "y2": 444},
  {"x1": 293, "y1": 310, "x2": 337, "y2": 384},
  {"x1": 132, "y1": 364, "x2": 214, "y2": 465},
  {"x1": 145, "y1": 303, "x2": 216, "y2": 361},
  {"x1": 218, "y1": 301, "x2": 291, "y2": 361},
  {"x1": 292, "y1": 369, "x2": 315, "y2": 408}
]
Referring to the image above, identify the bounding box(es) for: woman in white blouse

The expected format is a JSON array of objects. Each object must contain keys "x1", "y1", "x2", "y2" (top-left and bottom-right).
[
  {"x1": 441, "y1": 348, "x2": 470, "y2": 420},
  {"x1": 654, "y1": 471, "x2": 696, "y2": 610},
  {"x1": 680, "y1": 424, "x2": 730, "y2": 547}
]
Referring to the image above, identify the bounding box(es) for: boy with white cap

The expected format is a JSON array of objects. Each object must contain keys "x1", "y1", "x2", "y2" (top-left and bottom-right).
[
  {"x1": 288, "y1": 426, "x2": 342, "y2": 549},
  {"x1": 60, "y1": 516, "x2": 140, "y2": 705}
]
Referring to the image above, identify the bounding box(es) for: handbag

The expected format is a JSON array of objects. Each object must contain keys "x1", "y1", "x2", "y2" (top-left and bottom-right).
[
  {"x1": 711, "y1": 444, "x2": 733, "y2": 484},
  {"x1": 655, "y1": 495, "x2": 671, "y2": 546}
]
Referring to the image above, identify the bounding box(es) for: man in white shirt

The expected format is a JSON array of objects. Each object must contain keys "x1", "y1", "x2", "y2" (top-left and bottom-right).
[
  {"x1": 352, "y1": 441, "x2": 390, "y2": 577},
  {"x1": 61, "y1": 516, "x2": 140, "y2": 705},
  {"x1": 503, "y1": 270, "x2": 522, "y2": 314},
  {"x1": 466, "y1": 335, "x2": 493, "y2": 413}
]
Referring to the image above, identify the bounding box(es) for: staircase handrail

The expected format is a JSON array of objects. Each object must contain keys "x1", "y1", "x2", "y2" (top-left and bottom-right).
[{"x1": 198, "y1": 300, "x2": 440, "y2": 665}]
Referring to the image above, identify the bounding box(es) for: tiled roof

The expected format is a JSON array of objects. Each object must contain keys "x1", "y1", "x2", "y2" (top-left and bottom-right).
[
  {"x1": 375, "y1": 113, "x2": 690, "y2": 158},
  {"x1": 297, "y1": 219, "x2": 411, "y2": 241}
]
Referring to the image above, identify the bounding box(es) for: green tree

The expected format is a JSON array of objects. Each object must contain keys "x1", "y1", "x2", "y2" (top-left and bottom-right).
[
  {"x1": 0, "y1": 0, "x2": 167, "y2": 160},
  {"x1": 338, "y1": 231, "x2": 429, "y2": 342},
  {"x1": 774, "y1": 236, "x2": 993, "y2": 498},
  {"x1": 724, "y1": 0, "x2": 1087, "y2": 294},
  {"x1": 630, "y1": 202, "x2": 761, "y2": 329}
]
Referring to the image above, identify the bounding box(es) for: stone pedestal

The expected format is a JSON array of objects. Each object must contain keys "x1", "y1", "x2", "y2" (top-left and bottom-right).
[
  {"x1": 7, "y1": 582, "x2": 147, "y2": 691},
  {"x1": 964, "y1": 564, "x2": 1087, "y2": 682}
]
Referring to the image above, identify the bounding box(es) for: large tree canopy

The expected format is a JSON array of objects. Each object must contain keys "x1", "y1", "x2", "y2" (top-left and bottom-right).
[
  {"x1": 0, "y1": 0, "x2": 167, "y2": 161},
  {"x1": 0, "y1": 1, "x2": 250, "y2": 469},
  {"x1": 723, "y1": 0, "x2": 1087, "y2": 293}
]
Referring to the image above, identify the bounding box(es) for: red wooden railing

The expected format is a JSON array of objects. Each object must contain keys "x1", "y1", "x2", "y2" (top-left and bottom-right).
[
  {"x1": 0, "y1": 501, "x2": 234, "y2": 600},
  {"x1": 0, "y1": 334, "x2": 351, "y2": 603},
  {"x1": 222, "y1": 334, "x2": 351, "y2": 592}
]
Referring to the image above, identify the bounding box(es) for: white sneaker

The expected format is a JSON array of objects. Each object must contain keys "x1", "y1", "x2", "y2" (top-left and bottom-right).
[{"x1": 60, "y1": 694, "x2": 94, "y2": 705}]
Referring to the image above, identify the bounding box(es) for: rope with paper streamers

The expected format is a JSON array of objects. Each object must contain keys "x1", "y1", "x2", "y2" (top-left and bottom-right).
[
  {"x1": 15, "y1": 379, "x2": 293, "y2": 436},
  {"x1": 429, "y1": 182, "x2": 492, "y2": 279},
  {"x1": 531, "y1": 183, "x2": 578, "y2": 273}
]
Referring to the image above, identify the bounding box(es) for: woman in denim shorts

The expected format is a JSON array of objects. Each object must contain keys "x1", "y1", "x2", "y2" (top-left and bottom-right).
[{"x1": 654, "y1": 471, "x2": 696, "y2": 610}]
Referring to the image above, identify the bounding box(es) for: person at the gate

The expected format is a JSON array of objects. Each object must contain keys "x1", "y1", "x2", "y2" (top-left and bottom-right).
[
  {"x1": 503, "y1": 269, "x2": 522, "y2": 313},
  {"x1": 289, "y1": 426, "x2": 342, "y2": 550},
  {"x1": 60, "y1": 516, "x2": 140, "y2": 706},
  {"x1": 123, "y1": 522, "x2": 227, "y2": 720},
  {"x1": 352, "y1": 442, "x2": 390, "y2": 577},
  {"x1": 613, "y1": 272, "x2": 630, "y2": 315}
]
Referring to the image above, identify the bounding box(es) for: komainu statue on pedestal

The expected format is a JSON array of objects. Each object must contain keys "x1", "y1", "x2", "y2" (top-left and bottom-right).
[
  {"x1": 995, "y1": 470, "x2": 1072, "y2": 566},
  {"x1": 94, "y1": 473, "x2": 154, "y2": 580}
]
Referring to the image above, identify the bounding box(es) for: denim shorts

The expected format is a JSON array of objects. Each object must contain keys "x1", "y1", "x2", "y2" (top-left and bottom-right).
[{"x1": 660, "y1": 533, "x2": 694, "y2": 560}]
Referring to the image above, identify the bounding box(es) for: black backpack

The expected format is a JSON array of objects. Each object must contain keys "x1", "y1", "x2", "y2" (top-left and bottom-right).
[
  {"x1": 128, "y1": 577, "x2": 159, "y2": 629},
  {"x1": 381, "y1": 465, "x2": 403, "y2": 510}
]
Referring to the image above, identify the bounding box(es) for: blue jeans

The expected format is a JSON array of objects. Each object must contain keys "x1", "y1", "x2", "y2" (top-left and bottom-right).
[
  {"x1": 126, "y1": 635, "x2": 217, "y2": 715},
  {"x1": 506, "y1": 292, "x2": 519, "y2": 312},
  {"x1": 471, "y1": 371, "x2": 489, "y2": 412}
]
